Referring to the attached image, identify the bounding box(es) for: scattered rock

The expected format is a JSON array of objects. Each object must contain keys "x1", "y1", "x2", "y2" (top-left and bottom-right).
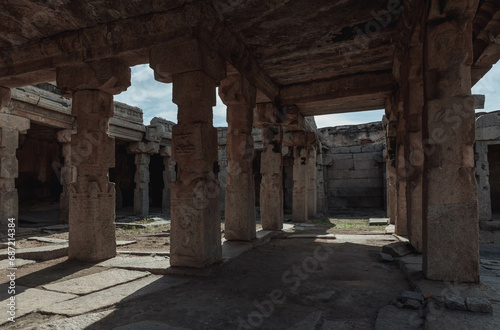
[
  {"x1": 465, "y1": 297, "x2": 493, "y2": 314},
  {"x1": 369, "y1": 218, "x2": 389, "y2": 226},
  {"x1": 390, "y1": 298, "x2": 404, "y2": 308},
  {"x1": 401, "y1": 291, "x2": 424, "y2": 304},
  {"x1": 116, "y1": 241, "x2": 137, "y2": 246},
  {"x1": 404, "y1": 299, "x2": 421, "y2": 310},
  {"x1": 382, "y1": 242, "x2": 415, "y2": 258},
  {"x1": 378, "y1": 253, "x2": 394, "y2": 262},
  {"x1": 444, "y1": 294, "x2": 466, "y2": 311},
  {"x1": 385, "y1": 225, "x2": 395, "y2": 234}
]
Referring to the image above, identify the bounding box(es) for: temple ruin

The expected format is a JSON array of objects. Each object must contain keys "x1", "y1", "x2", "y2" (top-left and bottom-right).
[{"x1": 1, "y1": 0, "x2": 500, "y2": 327}]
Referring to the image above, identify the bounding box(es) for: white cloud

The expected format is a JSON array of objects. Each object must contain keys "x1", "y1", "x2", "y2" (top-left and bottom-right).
[{"x1": 314, "y1": 110, "x2": 385, "y2": 129}]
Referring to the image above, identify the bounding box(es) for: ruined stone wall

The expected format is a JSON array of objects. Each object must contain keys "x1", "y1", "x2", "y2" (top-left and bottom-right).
[
  {"x1": 488, "y1": 144, "x2": 500, "y2": 215},
  {"x1": 320, "y1": 122, "x2": 385, "y2": 210}
]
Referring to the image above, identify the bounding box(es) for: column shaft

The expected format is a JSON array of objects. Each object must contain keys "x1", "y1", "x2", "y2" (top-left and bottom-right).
[
  {"x1": 307, "y1": 147, "x2": 317, "y2": 219},
  {"x1": 260, "y1": 127, "x2": 284, "y2": 230},
  {"x1": 292, "y1": 146, "x2": 308, "y2": 222},
  {"x1": 134, "y1": 153, "x2": 150, "y2": 217},
  {"x1": 423, "y1": 2, "x2": 480, "y2": 282},
  {"x1": 161, "y1": 148, "x2": 172, "y2": 216}
]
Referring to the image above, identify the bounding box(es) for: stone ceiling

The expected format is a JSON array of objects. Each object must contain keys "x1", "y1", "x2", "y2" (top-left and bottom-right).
[{"x1": 0, "y1": 0, "x2": 499, "y2": 115}]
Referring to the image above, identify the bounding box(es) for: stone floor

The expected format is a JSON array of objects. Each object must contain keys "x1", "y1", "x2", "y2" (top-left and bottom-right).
[{"x1": 1, "y1": 222, "x2": 499, "y2": 329}]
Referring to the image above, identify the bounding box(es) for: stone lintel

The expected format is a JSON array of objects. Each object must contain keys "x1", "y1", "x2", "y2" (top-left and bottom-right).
[
  {"x1": 159, "y1": 146, "x2": 172, "y2": 158},
  {"x1": 57, "y1": 59, "x2": 131, "y2": 95},
  {"x1": 150, "y1": 38, "x2": 226, "y2": 83},
  {"x1": 128, "y1": 141, "x2": 160, "y2": 155},
  {"x1": 0, "y1": 113, "x2": 30, "y2": 133},
  {"x1": 282, "y1": 131, "x2": 317, "y2": 147},
  {"x1": 146, "y1": 125, "x2": 166, "y2": 143}
]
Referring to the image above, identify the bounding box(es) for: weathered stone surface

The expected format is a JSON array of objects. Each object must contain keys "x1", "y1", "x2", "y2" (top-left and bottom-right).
[
  {"x1": 37, "y1": 310, "x2": 115, "y2": 330},
  {"x1": 41, "y1": 275, "x2": 190, "y2": 316},
  {"x1": 260, "y1": 126, "x2": 284, "y2": 230},
  {"x1": 382, "y1": 242, "x2": 415, "y2": 257},
  {"x1": 292, "y1": 146, "x2": 308, "y2": 223},
  {"x1": 0, "y1": 286, "x2": 76, "y2": 325},
  {"x1": 98, "y1": 256, "x2": 170, "y2": 274},
  {"x1": 221, "y1": 241, "x2": 253, "y2": 260},
  {"x1": 370, "y1": 218, "x2": 389, "y2": 225},
  {"x1": 28, "y1": 237, "x2": 68, "y2": 244},
  {"x1": 132, "y1": 152, "x2": 151, "y2": 217},
  {"x1": 404, "y1": 299, "x2": 421, "y2": 310},
  {"x1": 0, "y1": 244, "x2": 68, "y2": 261},
  {"x1": 114, "y1": 321, "x2": 190, "y2": 330},
  {"x1": 0, "y1": 258, "x2": 35, "y2": 269},
  {"x1": 378, "y1": 253, "x2": 394, "y2": 262},
  {"x1": 43, "y1": 269, "x2": 150, "y2": 295},
  {"x1": 287, "y1": 234, "x2": 336, "y2": 239},
  {"x1": 374, "y1": 305, "x2": 422, "y2": 330},
  {"x1": 220, "y1": 74, "x2": 257, "y2": 241},
  {"x1": 401, "y1": 291, "x2": 424, "y2": 304},
  {"x1": 465, "y1": 297, "x2": 493, "y2": 314},
  {"x1": 444, "y1": 294, "x2": 467, "y2": 311},
  {"x1": 307, "y1": 147, "x2": 317, "y2": 219}
]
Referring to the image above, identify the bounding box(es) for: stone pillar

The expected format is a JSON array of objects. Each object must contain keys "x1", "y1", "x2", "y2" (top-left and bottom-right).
[
  {"x1": 57, "y1": 59, "x2": 130, "y2": 262},
  {"x1": 0, "y1": 87, "x2": 30, "y2": 234},
  {"x1": 160, "y1": 146, "x2": 172, "y2": 217},
  {"x1": 307, "y1": 146, "x2": 317, "y2": 219},
  {"x1": 56, "y1": 129, "x2": 76, "y2": 224},
  {"x1": 404, "y1": 42, "x2": 425, "y2": 252},
  {"x1": 259, "y1": 126, "x2": 284, "y2": 230},
  {"x1": 422, "y1": 1, "x2": 480, "y2": 282},
  {"x1": 219, "y1": 74, "x2": 257, "y2": 241},
  {"x1": 384, "y1": 116, "x2": 397, "y2": 225},
  {"x1": 395, "y1": 101, "x2": 408, "y2": 236},
  {"x1": 128, "y1": 142, "x2": 159, "y2": 217},
  {"x1": 475, "y1": 141, "x2": 491, "y2": 221},
  {"x1": 292, "y1": 146, "x2": 308, "y2": 223},
  {"x1": 316, "y1": 145, "x2": 327, "y2": 215},
  {"x1": 150, "y1": 39, "x2": 225, "y2": 268}
]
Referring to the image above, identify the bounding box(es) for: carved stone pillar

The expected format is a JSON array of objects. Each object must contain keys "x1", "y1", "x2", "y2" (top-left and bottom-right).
[
  {"x1": 422, "y1": 1, "x2": 480, "y2": 282},
  {"x1": 316, "y1": 145, "x2": 327, "y2": 215},
  {"x1": 259, "y1": 125, "x2": 284, "y2": 230},
  {"x1": 0, "y1": 87, "x2": 30, "y2": 234},
  {"x1": 57, "y1": 59, "x2": 130, "y2": 262},
  {"x1": 292, "y1": 146, "x2": 308, "y2": 222},
  {"x1": 384, "y1": 115, "x2": 398, "y2": 225},
  {"x1": 56, "y1": 129, "x2": 76, "y2": 224},
  {"x1": 160, "y1": 146, "x2": 172, "y2": 217},
  {"x1": 219, "y1": 74, "x2": 257, "y2": 241},
  {"x1": 128, "y1": 141, "x2": 159, "y2": 217},
  {"x1": 307, "y1": 146, "x2": 317, "y2": 219},
  {"x1": 150, "y1": 39, "x2": 225, "y2": 268},
  {"x1": 395, "y1": 100, "x2": 408, "y2": 236}
]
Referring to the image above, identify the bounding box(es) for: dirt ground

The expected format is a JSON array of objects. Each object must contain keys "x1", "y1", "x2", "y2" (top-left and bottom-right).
[{"x1": 3, "y1": 232, "x2": 410, "y2": 329}]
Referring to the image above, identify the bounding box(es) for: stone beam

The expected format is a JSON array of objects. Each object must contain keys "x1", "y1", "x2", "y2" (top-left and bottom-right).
[
  {"x1": 0, "y1": 2, "x2": 279, "y2": 103},
  {"x1": 278, "y1": 72, "x2": 394, "y2": 113},
  {"x1": 472, "y1": 4, "x2": 500, "y2": 84}
]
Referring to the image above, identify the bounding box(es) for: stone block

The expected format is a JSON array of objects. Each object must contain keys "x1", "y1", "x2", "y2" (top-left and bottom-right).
[
  {"x1": 404, "y1": 299, "x2": 422, "y2": 309},
  {"x1": 378, "y1": 252, "x2": 394, "y2": 262},
  {"x1": 382, "y1": 242, "x2": 415, "y2": 257},
  {"x1": 332, "y1": 159, "x2": 354, "y2": 170},
  {"x1": 401, "y1": 291, "x2": 424, "y2": 304},
  {"x1": 444, "y1": 294, "x2": 466, "y2": 311},
  {"x1": 465, "y1": 297, "x2": 493, "y2": 313},
  {"x1": 0, "y1": 113, "x2": 30, "y2": 132},
  {"x1": 354, "y1": 159, "x2": 378, "y2": 170}
]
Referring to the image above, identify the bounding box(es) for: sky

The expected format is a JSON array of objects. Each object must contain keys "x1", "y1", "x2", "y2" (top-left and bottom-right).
[{"x1": 115, "y1": 62, "x2": 500, "y2": 128}]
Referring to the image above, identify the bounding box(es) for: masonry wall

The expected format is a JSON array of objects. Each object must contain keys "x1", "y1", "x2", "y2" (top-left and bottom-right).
[
  {"x1": 320, "y1": 122, "x2": 385, "y2": 211},
  {"x1": 489, "y1": 144, "x2": 500, "y2": 215}
]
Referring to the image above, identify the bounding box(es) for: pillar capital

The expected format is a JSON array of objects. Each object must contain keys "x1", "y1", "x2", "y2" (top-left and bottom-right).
[
  {"x1": 282, "y1": 131, "x2": 317, "y2": 147},
  {"x1": 219, "y1": 74, "x2": 256, "y2": 107},
  {"x1": 150, "y1": 38, "x2": 226, "y2": 83},
  {"x1": 254, "y1": 103, "x2": 279, "y2": 128},
  {"x1": 0, "y1": 113, "x2": 30, "y2": 133},
  {"x1": 280, "y1": 105, "x2": 305, "y2": 131},
  {"x1": 57, "y1": 59, "x2": 131, "y2": 95},
  {"x1": 56, "y1": 129, "x2": 77, "y2": 144},
  {"x1": 159, "y1": 146, "x2": 172, "y2": 157},
  {"x1": 127, "y1": 141, "x2": 160, "y2": 155}
]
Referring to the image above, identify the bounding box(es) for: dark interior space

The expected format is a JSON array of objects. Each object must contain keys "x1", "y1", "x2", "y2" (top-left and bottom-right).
[
  {"x1": 111, "y1": 142, "x2": 136, "y2": 209},
  {"x1": 253, "y1": 150, "x2": 262, "y2": 207}
]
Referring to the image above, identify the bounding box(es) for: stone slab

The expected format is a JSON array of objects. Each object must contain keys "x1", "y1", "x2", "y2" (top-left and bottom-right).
[
  {"x1": 116, "y1": 241, "x2": 137, "y2": 246},
  {"x1": 385, "y1": 225, "x2": 395, "y2": 234},
  {"x1": 117, "y1": 251, "x2": 169, "y2": 257},
  {"x1": 37, "y1": 310, "x2": 115, "y2": 330},
  {"x1": 41, "y1": 225, "x2": 69, "y2": 231},
  {"x1": 369, "y1": 218, "x2": 389, "y2": 226},
  {"x1": 28, "y1": 237, "x2": 68, "y2": 244},
  {"x1": 97, "y1": 256, "x2": 170, "y2": 274},
  {"x1": 0, "y1": 285, "x2": 77, "y2": 325},
  {"x1": 444, "y1": 294, "x2": 467, "y2": 311},
  {"x1": 287, "y1": 234, "x2": 336, "y2": 239},
  {"x1": 0, "y1": 245, "x2": 68, "y2": 261},
  {"x1": 115, "y1": 220, "x2": 170, "y2": 229},
  {"x1": 378, "y1": 253, "x2": 394, "y2": 262},
  {"x1": 114, "y1": 321, "x2": 190, "y2": 330},
  {"x1": 401, "y1": 291, "x2": 424, "y2": 304},
  {"x1": 43, "y1": 269, "x2": 150, "y2": 295},
  {"x1": 41, "y1": 275, "x2": 190, "y2": 316},
  {"x1": 466, "y1": 297, "x2": 493, "y2": 313},
  {"x1": 425, "y1": 300, "x2": 500, "y2": 330},
  {"x1": 374, "y1": 305, "x2": 422, "y2": 330},
  {"x1": 222, "y1": 241, "x2": 253, "y2": 260},
  {"x1": 0, "y1": 258, "x2": 35, "y2": 269}
]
